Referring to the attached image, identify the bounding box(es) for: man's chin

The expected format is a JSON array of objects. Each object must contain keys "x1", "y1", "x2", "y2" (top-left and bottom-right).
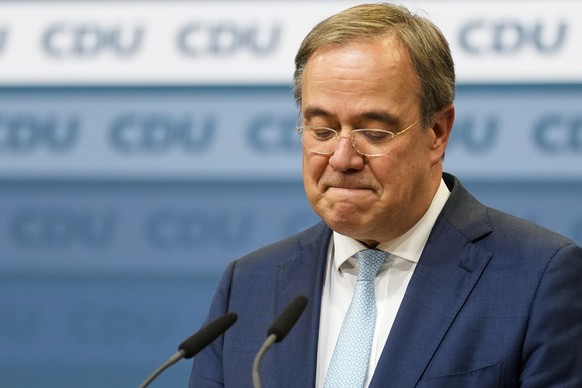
[{"x1": 320, "y1": 211, "x2": 368, "y2": 236}]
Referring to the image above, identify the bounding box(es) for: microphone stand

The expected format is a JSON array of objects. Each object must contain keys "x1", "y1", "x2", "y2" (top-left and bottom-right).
[
  {"x1": 252, "y1": 334, "x2": 277, "y2": 388},
  {"x1": 251, "y1": 295, "x2": 308, "y2": 388},
  {"x1": 139, "y1": 349, "x2": 185, "y2": 388},
  {"x1": 138, "y1": 312, "x2": 237, "y2": 387}
]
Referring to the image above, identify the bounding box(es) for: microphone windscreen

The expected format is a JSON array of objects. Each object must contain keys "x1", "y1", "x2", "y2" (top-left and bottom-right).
[
  {"x1": 267, "y1": 295, "x2": 308, "y2": 342},
  {"x1": 178, "y1": 312, "x2": 238, "y2": 359}
]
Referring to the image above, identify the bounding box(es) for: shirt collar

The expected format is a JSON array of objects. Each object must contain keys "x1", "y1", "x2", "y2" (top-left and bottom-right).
[{"x1": 332, "y1": 178, "x2": 451, "y2": 270}]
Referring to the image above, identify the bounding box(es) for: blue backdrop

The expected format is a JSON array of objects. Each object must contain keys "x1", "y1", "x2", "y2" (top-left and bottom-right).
[{"x1": 1, "y1": 1, "x2": 582, "y2": 386}]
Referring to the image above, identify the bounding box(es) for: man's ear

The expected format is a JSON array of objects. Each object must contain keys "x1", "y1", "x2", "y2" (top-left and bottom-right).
[{"x1": 430, "y1": 104, "x2": 455, "y2": 163}]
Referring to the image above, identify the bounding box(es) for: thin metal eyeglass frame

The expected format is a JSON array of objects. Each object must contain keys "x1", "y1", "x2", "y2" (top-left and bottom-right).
[{"x1": 295, "y1": 111, "x2": 430, "y2": 157}]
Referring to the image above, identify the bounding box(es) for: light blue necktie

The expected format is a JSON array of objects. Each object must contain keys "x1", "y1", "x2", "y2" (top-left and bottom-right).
[{"x1": 324, "y1": 249, "x2": 389, "y2": 388}]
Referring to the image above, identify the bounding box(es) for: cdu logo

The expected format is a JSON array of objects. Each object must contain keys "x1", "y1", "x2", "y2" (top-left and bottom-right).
[
  {"x1": 108, "y1": 113, "x2": 215, "y2": 154},
  {"x1": 0, "y1": 113, "x2": 80, "y2": 154},
  {"x1": 10, "y1": 207, "x2": 116, "y2": 249},
  {"x1": 144, "y1": 208, "x2": 252, "y2": 250},
  {"x1": 448, "y1": 114, "x2": 499, "y2": 153},
  {"x1": 43, "y1": 23, "x2": 144, "y2": 58},
  {"x1": 246, "y1": 113, "x2": 300, "y2": 154},
  {"x1": 459, "y1": 19, "x2": 568, "y2": 55},
  {"x1": 177, "y1": 21, "x2": 281, "y2": 57},
  {"x1": 533, "y1": 114, "x2": 582, "y2": 154}
]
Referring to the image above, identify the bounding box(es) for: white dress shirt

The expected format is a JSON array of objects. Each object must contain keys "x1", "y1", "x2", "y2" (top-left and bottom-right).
[{"x1": 315, "y1": 179, "x2": 451, "y2": 388}]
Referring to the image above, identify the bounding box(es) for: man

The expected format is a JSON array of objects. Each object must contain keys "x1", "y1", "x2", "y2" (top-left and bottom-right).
[{"x1": 190, "y1": 3, "x2": 582, "y2": 387}]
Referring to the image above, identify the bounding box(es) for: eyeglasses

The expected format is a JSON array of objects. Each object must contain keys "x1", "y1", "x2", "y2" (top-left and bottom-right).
[{"x1": 296, "y1": 112, "x2": 429, "y2": 157}]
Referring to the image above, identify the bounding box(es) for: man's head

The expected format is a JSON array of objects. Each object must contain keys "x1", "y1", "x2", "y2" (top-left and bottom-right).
[
  {"x1": 294, "y1": 3, "x2": 456, "y2": 246},
  {"x1": 294, "y1": 2, "x2": 455, "y2": 126}
]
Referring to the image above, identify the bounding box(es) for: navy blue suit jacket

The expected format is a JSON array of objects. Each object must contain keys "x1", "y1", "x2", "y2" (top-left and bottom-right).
[{"x1": 190, "y1": 173, "x2": 582, "y2": 387}]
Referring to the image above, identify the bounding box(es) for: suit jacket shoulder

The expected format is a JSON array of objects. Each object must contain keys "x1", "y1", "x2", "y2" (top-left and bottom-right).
[
  {"x1": 440, "y1": 172, "x2": 577, "y2": 269},
  {"x1": 371, "y1": 173, "x2": 582, "y2": 387}
]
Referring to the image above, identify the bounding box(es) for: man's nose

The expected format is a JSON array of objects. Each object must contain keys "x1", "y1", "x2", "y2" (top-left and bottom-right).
[{"x1": 328, "y1": 135, "x2": 365, "y2": 172}]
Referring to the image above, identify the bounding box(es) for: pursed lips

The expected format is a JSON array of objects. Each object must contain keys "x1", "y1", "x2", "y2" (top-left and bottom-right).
[
  {"x1": 323, "y1": 183, "x2": 378, "y2": 195},
  {"x1": 319, "y1": 174, "x2": 381, "y2": 195}
]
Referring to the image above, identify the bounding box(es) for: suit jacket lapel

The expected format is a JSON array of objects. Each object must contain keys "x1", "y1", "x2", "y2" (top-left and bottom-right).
[
  {"x1": 370, "y1": 174, "x2": 494, "y2": 387},
  {"x1": 272, "y1": 223, "x2": 331, "y2": 387}
]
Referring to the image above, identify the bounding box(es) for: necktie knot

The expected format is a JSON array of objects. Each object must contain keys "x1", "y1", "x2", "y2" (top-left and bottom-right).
[{"x1": 354, "y1": 249, "x2": 389, "y2": 281}]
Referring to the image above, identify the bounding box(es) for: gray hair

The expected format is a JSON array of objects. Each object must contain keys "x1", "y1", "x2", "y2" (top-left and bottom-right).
[{"x1": 293, "y1": 3, "x2": 455, "y2": 125}]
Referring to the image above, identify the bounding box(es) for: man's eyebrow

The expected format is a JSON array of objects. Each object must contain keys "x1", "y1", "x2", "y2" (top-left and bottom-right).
[
  {"x1": 360, "y1": 111, "x2": 400, "y2": 127},
  {"x1": 302, "y1": 107, "x2": 401, "y2": 126},
  {"x1": 302, "y1": 107, "x2": 331, "y2": 121}
]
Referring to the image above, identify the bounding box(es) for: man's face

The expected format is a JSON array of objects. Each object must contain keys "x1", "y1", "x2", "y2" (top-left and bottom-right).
[{"x1": 300, "y1": 36, "x2": 451, "y2": 245}]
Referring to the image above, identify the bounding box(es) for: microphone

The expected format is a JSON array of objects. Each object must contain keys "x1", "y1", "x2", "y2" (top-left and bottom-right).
[
  {"x1": 252, "y1": 296, "x2": 308, "y2": 388},
  {"x1": 139, "y1": 312, "x2": 238, "y2": 388}
]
